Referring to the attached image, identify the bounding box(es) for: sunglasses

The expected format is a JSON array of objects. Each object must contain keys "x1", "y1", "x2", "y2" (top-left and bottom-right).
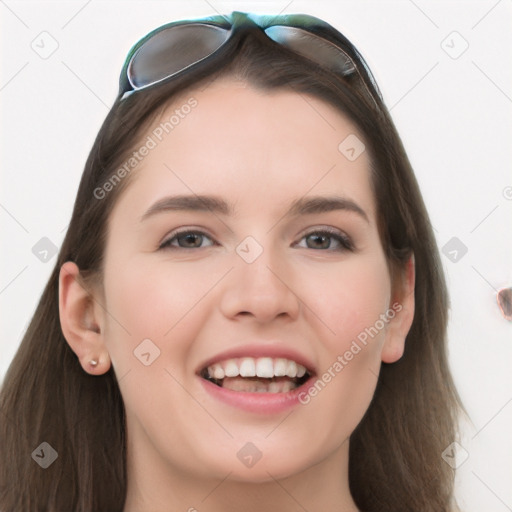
[{"x1": 119, "y1": 11, "x2": 382, "y2": 105}]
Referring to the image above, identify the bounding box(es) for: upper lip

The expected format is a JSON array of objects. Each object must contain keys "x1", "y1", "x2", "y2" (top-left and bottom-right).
[{"x1": 196, "y1": 343, "x2": 317, "y2": 376}]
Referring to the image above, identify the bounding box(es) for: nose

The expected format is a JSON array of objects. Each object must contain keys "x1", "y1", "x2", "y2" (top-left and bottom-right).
[{"x1": 219, "y1": 244, "x2": 301, "y2": 324}]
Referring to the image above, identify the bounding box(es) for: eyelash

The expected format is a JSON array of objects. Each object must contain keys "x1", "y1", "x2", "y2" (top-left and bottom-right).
[{"x1": 159, "y1": 227, "x2": 354, "y2": 252}]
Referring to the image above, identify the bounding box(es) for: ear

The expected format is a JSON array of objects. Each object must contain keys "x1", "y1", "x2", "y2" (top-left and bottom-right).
[
  {"x1": 381, "y1": 254, "x2": 415, "y2": 364},
  {"x1": 59, "y1": 261, "x2": 111, "y2": 375}
]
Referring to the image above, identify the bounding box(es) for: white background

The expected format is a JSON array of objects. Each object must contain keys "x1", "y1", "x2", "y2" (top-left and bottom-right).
[{"x1": 1, "y1": 1, "x2": 511, "y2": 510}]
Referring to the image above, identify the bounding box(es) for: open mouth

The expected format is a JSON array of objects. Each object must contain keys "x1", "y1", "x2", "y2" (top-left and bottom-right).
[{"x1": 199, "y1": 357, "x2": 312, "y2": 393}]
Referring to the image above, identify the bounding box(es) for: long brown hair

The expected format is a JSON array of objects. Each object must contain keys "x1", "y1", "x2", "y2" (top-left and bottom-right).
[{"x1": 0, "y1": 20, "x2": 463, "y2": 512}]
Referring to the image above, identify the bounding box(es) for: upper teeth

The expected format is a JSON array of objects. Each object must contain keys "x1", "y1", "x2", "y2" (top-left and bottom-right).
[{"x1": 206, "y1": 357, "x2": 308, "y2": 380}]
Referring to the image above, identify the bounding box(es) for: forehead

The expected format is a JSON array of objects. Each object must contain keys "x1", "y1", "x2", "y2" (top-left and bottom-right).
[{"x1": 112, "y1": 78, "x2": 375, "y2": 221}]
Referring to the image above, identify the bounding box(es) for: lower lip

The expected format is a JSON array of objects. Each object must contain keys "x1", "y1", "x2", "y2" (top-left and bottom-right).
[{"x1": 199, "y1": 376, "x2": 316, "y2": 414}]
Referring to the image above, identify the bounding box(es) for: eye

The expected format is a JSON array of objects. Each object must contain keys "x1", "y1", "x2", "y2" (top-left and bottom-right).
[
  {"x1": 158, "y1": 227, "x2": 353, "y2": 251},
  {"x1": 296, "y1": 228, "x2": 354, "y2": 251},
  {"x1": 159, "y1": 229, "x2": 215, "y2": 250}
]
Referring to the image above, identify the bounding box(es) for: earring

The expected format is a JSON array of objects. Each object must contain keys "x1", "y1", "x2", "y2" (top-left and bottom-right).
[{"x1": 89, "y1": 359, "x2": 99, "y2": 368}]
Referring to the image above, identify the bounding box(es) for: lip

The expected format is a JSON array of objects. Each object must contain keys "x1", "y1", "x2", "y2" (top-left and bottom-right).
[
  {"x1": 195, "y1": 343, "x2": 316, "y2": 375},
  {"x1": 199, "y1": 375, "x2": 316, "y2": 414},
  {"x1": 195, "y1": 343, "x2": 317, "y2": 414}
]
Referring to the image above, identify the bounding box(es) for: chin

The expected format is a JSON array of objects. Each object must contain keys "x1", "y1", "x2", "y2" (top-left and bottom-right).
[{"x1": 189, "y1": 440, "x2": 325, "y2": 484}]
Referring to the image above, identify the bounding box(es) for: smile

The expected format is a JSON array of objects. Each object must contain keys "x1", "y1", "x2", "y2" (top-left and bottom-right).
[{"x1": 197, "y1": 352, "x2": 317, "y2": 413}]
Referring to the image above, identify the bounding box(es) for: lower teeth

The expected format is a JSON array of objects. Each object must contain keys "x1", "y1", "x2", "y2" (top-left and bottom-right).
[{"x1": 219, "y1": 376, "x2": 297, "y2": 393}]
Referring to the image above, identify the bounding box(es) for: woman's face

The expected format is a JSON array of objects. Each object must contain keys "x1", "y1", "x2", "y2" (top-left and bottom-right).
[{"x1": 99, "y1": 78, "x2": 407, "y2": 482}]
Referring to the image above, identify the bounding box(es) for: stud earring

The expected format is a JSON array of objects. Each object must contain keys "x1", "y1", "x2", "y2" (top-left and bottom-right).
[{"x1": 89, "y1": 359, "x2": 99, "y2": 368}]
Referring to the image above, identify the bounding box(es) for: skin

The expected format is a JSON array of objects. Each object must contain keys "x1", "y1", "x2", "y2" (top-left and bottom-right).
[{"x1": 59, "y1": 78, "x2": 415, "y2": 512}]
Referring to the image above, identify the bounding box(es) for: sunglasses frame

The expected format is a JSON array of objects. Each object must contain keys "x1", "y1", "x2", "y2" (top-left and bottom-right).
[{"x1": 119, "y1": 11, "x2": 382, "y2": 106}]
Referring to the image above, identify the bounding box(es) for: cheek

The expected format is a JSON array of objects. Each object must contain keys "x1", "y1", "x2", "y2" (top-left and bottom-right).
[
  {"x1": 299, "y1": 250, "x2": 391, "y2": 350},
  {"x1": 293, "y1": 251, "x2": 391, "y2": 433},
  {"x1": 101, "y1": 256, "x2": 217, "y2": 370},
  {"x1": 99, "y1": 256, "x2": 221, "y2": 452}
]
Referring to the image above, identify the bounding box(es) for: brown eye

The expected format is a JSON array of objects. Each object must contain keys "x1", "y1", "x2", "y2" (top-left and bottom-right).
[
  {"x1": 160, "y1": 230, "x2": 215, "y2": 250},
  {"x1": 306, "y1": 233, "x2": 331, "y2": 249},
  {"x1": 297, "y1": 229, "x2": 354, "y2": 251}
]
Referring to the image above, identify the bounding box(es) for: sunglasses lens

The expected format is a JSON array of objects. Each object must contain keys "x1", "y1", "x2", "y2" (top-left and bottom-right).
[
  {"x1": 264, "y1": 26, "x2": 355, "y2": 76},
  {"x1": 128, "y1": 24, "x2": 230, "y2": 88}
]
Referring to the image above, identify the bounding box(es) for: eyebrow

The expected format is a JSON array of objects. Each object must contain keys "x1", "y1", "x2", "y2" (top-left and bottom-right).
[{"x1": 140, "y1": 194, "x2": 369, "y2": 223}]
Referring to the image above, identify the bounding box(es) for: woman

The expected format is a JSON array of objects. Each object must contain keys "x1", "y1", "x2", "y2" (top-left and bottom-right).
[{"x1": 0, "y1": 11, "x2": 463, "y2": 511}]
